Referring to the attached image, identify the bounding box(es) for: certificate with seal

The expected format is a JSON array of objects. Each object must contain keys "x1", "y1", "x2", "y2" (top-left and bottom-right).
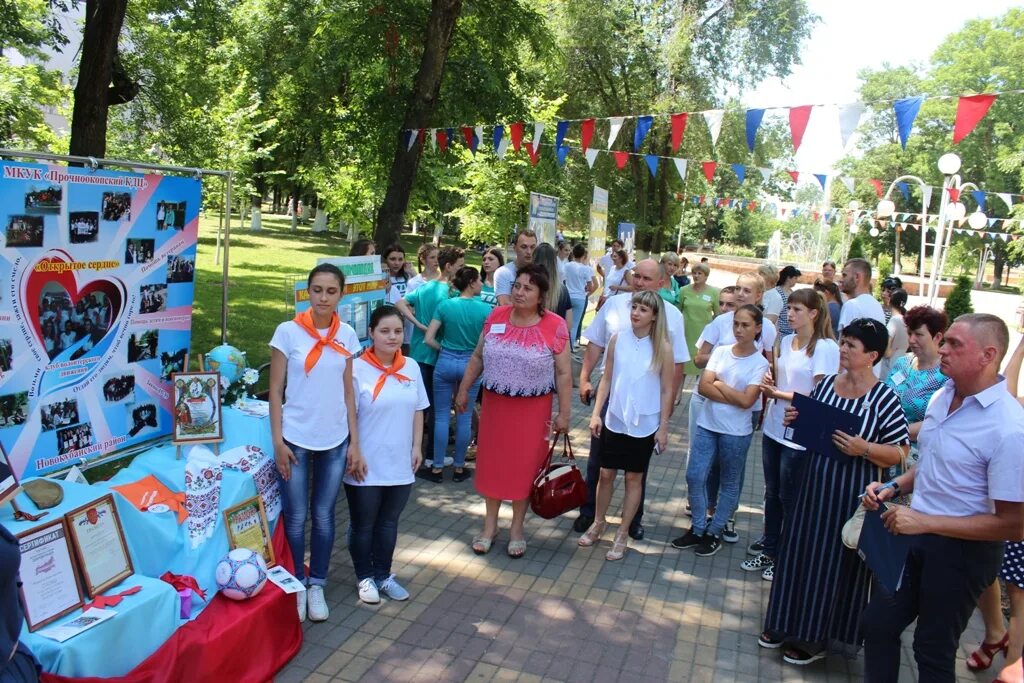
[
  {"x1": 64, "y1": 494, "x2": 134, "y2": 597},
  {"x1": 17, "y1": 519, "x2": 84, "y2": 631},
  {"x1": 223, "y1": 496, "x2": 275, "y2": 567}
]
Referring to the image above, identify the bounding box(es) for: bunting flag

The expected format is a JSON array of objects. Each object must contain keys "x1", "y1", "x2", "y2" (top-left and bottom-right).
[
  {"x1": 814, "y1": 174, "x2": 828, "y2": 191},
  {"x1": 531, "y1": 122, "x2": 544, "y2": 153},
  {"x1": 644, "y1": 154, "x2": 659, "y2": 177},
  {"x1": 430, "y1": 128, "x2": 437, "y2": 152},
  {"x1": 581, "y1": 118, "x2": 595, "y2": 153},
  {"x1": 788, "y1": 105, "x2": 813, "y2": 153},
  {"x1": 462, "y1": 126, "x2": 477, "y2": 154},
  {"x1": 896, "y1": 181, "x2": 910, "y2": 201},
  {"x1": 474, "y1": 126, "x2": 484, "y2": 152},
  {"x1": 997, "y1": 192, "x2": 1013, "y2": 209},
  {"x1": 787, "y1": 170, "x2": 799, "y2": 184},
  {"x1": 555, "y1": 120, "x2": 570, "y2": 150},
  {"x1": 759, "y1": 167, "x2": 773, "y2": 183},
  {"x1": 509, "y1": 122, "x2": 524, "y2": 152},
  {"x1": 492, "y1": 125, "x2": 505, "y2": 155},
  {"x1": 948, "y1": 187, "x2": 960, "y2": 203},
  {"x1": 703, "y1": 110, "x2": 724, "y2": 146},
  {"x1": 437, "y1": 129, "x2": 449, "y2": 153},
  {"x1": 731, "y1": 163, "x2": 746, "y2": 184},
  {"x1": 404, "y1": 129, "x2": 417, "y2": 152},
  {"x1": 971, "y1": 190, "x2": 986, "y2": 210},
  {"x1": 893, "y1": 97, "x2": 923, "y2": 149},
  {"x1": 702, "y1": 161, "x2": 717, "y2": 184},
  {"x1": 634, "y1": 115, "x2": 654, "y2": 152},
  {"x1": 495, "y1": 131, "x2": 510, "y2": 160},
  {"x1": 613, "y1": 150, "x2": 629, "y2": 170},
  {"x1": 840, "y1": 176, "x2": 855, "y2": 194},
  {"x1": 838, "y1": 103, "x2": 865, "y2": 149},
  {"x1": 585, "y1": 148, "x2": 599, "y2": 169},
  {"x1": 673, "y1": 158, "x2": 688, "y2": 182},
  {"x1": 526, "y1": 142, "x2": 539, "y2": 166},
  {"x1": 953, "y1": 94, "x2": 998, "y2": 144},
  {"x1": 869, "y1": 179, "x2": 883, "y2": 197},
  {"x1": 671, "y1": 113, "x2": 688, "y2": 152},
  {"x1": 556, "y1": 144, "x2": 570, "y2": 167},
  {"x1": 607, "y1": 117, "x2": 624, "y2": 149},
  {"x1": 745, "y1": 109, "x2": 766, "y2": 152},
  {"x1": 921, "y1": 185, "x2": 933, "y2": 211}
]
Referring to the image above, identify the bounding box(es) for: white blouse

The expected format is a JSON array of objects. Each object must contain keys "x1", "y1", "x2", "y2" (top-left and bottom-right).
[{"x1": 605, "y1": 331, "x2": 662, "y2": 437}]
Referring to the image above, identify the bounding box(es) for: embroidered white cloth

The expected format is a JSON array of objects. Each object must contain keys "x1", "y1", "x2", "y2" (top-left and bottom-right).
[
  {"x1": 184, "y1": 446, "x2": 222, "y2": 549},
  {"x1": 220, "y1": 444, "x2": 281, "y2": 522}
]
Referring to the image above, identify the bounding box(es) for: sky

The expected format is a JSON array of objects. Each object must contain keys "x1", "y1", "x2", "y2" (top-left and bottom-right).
[{"x1": 737, "y1": 0, "x2": 1020, "y2": 173}]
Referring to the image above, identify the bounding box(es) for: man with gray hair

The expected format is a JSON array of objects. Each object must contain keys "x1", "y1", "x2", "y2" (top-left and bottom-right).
[{"x1": 861, "y1": 313, "x2": 1024, "y2": 682}]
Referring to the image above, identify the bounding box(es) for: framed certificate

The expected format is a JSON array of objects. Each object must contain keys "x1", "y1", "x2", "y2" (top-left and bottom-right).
[
  {"x1": 171, "y1": 371, "x2": 224, "y2": 444},
  {"x1": 223, "y1": 496, "x2": 275, "y2": 567},
  {"x1": 0, "y1": 441, "x2": 18, "y2": 507},
  {"x1": 16, "y1": 519, "x2": 85, "y2": 631},
  {"x1": 64, "y1": 494, "x2": 134, "y2": 597}
]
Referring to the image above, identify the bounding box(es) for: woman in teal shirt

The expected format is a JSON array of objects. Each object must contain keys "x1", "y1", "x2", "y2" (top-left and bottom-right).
[
  {"x1": 424, "y1": 266, "x2": 491, "y2": 482},
  {"x1": 479, "y1": 247, "x2": 504, "y2": 307},
  {"x1": 659, "y1": 252, "x2": 681, "y2": 305}
]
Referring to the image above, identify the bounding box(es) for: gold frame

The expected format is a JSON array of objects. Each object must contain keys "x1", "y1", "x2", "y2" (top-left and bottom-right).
[
  {"x1": 170, "y1": 370, "x2": 224, "y2": 445},
  {"x1": 222, "y1": 495, "x2": 275, "y2": 567},
  {"x1": 64, "y1": 494, "x2": 134, "y2": 598}
]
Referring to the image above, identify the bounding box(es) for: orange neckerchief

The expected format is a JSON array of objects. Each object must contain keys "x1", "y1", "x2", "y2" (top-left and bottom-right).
[
  {"x1": 293, "y1": 310, "x2": 352, "y2": 374},
  {"x1": 361, "y1": 347, "x2": 412, "y2": 400}
]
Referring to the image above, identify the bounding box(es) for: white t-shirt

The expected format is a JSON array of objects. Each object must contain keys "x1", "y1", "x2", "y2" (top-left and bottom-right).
[
  {"x1": 604, "y1": 266, "x2": 630, "y2": 296},
  {"x1": 605, "y1": 332, "x2": 662, "y2": 438},
  {"x1": 696, "y1": 310, "x2": 778, "y2": 354},
  {"x1": 269, "y1": 320, "x2": 361, "y2": 450},
  {"x1": 598, "y1": 252, "x2": 613, "y2": 276},
  {"x1": 837, "y1": 292, "x2": 886, "y2": 376},
  {"x1": 762, "y1": 288, "x2": 784, "y2": 318},
  {"x1": 564, "y1": 261, "x2": 594, "y2": 299},
  {"x1": 582, "y1": 292, "x2": 690, "y2": 371},
  {"x1": 345, "y1": 356, "x2": 430, "y2": 487},
  {"x1": 697, "y1": 345, "x2": 769, "y2": 436},
  {"x1": 493, "y1": 262, "x2": 519, "y2": 298},
  {"x1": 763, "y1": 336, "x2": 841, "y2": 449}
]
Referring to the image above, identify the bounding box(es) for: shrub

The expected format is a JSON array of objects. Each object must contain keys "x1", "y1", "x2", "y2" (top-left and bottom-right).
[
  {"x1": 847, "y1": 235, "x2": 865, "y2": 260},
  {"x1": 944, "y1": 275, "x2": 975, "y2": 321}
]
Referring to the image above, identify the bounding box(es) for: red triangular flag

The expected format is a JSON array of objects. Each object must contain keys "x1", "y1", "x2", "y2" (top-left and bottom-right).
[
  {"x1": 509, "y1": 122, "x2": 524, "y2": 152},
  {"x1": 948, "y1": 187, "x2": 960, "y2": 203},
  {"x1": 788, "y1": 105, "x2": 813, "y2": 152},
  {"x1": 702, "y1": 161, "x2": 717, "y2": 184},
  {"x1": 526, "y1": 143, "x2": 539, "y2": 166},
  {"x1": 869, "y1": 179, "x2": 883, "y2": 198},
  {"x1": 780, "y1": 207, "x2": 788, "y2": 216},
  {"x1": 953, "y1": 94, "x2": 997, "y2": 144},
  {"x1": 417, "y1": 128, "x2": 426, "y2": 149},
  {"x1": 671, "y1": 113, "x2": 688, "y2": 153},
  {"x1": 613, "y1": 151, "x2": 630, "y2": 170},
  {"x1": 787, "y1": 170, "x2": 799, "y2": 184},
  {"x1": 581, "y1": 119, "x2": 595, "y2": 153},
  {"x1": 748, "y1": 201, "x2": 757, "y2": 212},
  {"x1": 437, "y1": 129, "x2": 448, "y2": 153},
  {"x1": 461, "y1": 127, "x2": 475, "y2": 149}
]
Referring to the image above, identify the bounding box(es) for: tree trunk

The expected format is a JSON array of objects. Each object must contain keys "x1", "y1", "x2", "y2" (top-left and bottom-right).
[
  {"x1": 68, "y1": 0, "x2": 132, "y2": 158},
  {"x1": 993, "y1": 250, "x2": 1005, "y2": 288},
  {"x1": 374, "y1": 0, "x2": 464, "y2": 248}
]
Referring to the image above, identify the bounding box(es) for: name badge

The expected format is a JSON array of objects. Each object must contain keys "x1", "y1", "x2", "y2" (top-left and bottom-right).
[
  {"x1": 701, "y1": 294, "x2": 711, "y2": 301},
  {"x1": 890, "y1": 371, "x2": 906, "y2": 385},
  {"x1": 490, "y1": 323, "x2": 507, "y2": 335}
]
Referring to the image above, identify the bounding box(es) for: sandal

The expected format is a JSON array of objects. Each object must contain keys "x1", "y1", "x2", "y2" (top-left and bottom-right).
[
  {"x1": 471, "y1": 531, "x2": 498, "y2": 555},
  {"x1": 507, "y1": 539, "x2": 527, "y2": 559},
  {"x1": 967, "y1": 632, "x2": 1009, "y2": 671},
  {"x1": 577, "y1": 520, "x2": 607, "y2": 548},
  {"x1": 782, "y1": 647, "x2": 825, "y2": 666},
  {"x1": 758, "y1": 632, "x2": 784, "y2": 649},
  {"x1": 605, "y1": 531, "x2": 628, "y2": 561}
]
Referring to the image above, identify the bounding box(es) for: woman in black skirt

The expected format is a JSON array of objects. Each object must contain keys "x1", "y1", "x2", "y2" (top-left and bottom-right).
[{"x1": 578, "y1": 291, "x2": 674, "y2": 560}]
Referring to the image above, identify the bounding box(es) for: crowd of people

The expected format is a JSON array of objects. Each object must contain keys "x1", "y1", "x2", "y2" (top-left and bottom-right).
[{"x1": 38, "y1": 292, "x2": 113, "y2": 360}]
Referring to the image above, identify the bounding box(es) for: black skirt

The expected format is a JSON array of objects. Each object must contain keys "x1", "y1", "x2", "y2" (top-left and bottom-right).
[{"x1": 600, "y1": 427, "x2": 655, "y2": 473}]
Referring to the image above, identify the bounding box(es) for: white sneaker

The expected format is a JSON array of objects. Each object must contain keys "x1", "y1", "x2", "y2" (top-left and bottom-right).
[
  {"x1": 307, "y1": 585, "x2": 329, "y2": 622},
  {"x1": 378, "y1": 575, "x2": 410, "y2": 601},
  {"x1": 296, "y1": 590, "x2": 307, "y2": 622},
  {"x1": 358, "y1": 578, "x2": 380, "y2": 604}
]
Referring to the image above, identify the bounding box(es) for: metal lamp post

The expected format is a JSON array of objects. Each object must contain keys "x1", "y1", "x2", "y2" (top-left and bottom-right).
[
  {"x1": 876, "y1": 176, "x2": 931, "y2": 293},
  {"x1": 926, "y1": 153, "x2": 985, "y2": 304}
]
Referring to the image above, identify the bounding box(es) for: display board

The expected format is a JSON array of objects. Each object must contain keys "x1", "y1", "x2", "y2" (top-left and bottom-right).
[
  {"x1": 0, "y1": 160, "x2": 201, "y2": 479},
  {"x1": 528, "y1": 192, "x2": 559, "y2": 246},
  {"x1": 617, "y1": 222, "x2": 636, "y2": 256},
  {"x1": 588, "y1": 186, "x2": 608, "y2": 266},
  {"x1": 293, "y1": 255, "x2": 387, "y2": 348}
]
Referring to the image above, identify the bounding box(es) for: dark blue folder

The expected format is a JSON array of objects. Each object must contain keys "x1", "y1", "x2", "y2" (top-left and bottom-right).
[
  {"x1": 788, "y1": 393, "x2": 863, "y2": 460},
  {"x1": 857, "y1": 505, "x2": 912, "y2": 594}
]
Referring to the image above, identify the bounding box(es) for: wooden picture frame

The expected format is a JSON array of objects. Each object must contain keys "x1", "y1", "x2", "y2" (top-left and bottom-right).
[
  {"x1": 223, "y1": 495, "x2": 275, "y2": 567},
  {"x1": 0, "y1": 441, "x2": 18, "y2": 507},
  {"x1": 17, "y1": 518, "x2": 85, "y2": 630},
  {"x1": 171, "y1": 371, "x2": 224, "y2": 445},
  {"x1": 64, "y1": 494, "x2": 134, "y2": 598}
]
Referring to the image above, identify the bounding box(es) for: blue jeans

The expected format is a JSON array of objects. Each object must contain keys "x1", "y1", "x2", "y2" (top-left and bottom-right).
[
  {"x1": 686, "y1": 426, "x2": 753, "y2": 537},
  {"x1": 761, "y1": 436, "x2": 808, "y2": 558},
  {"x1": 433, "y1": 348, "x2": 481, "y2": 468},
  {"x1": 569, "y1": 296, "x2": 587, "y2": 344},
  {"x1": 345, "y1": 483, "x2": 412, "y2": 583},
  {"x1": 279, "y1": 438, "x2": 348, "y2": 585},
  {"x1": 688, "y1": 392, "x2": 720, "y2": 510}
]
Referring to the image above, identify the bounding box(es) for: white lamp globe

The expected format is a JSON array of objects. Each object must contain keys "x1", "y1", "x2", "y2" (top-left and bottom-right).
[
  {"x1": 848, "y1": 200, "x2": 860, "y2": 211},
  {"x1": 869, "y1": 227, "x2": 880, "y2": 237},
  {"x1": 876, "y1": 199, "x2": 896, "y2": 218},
  {"x1": 948, "y1": 202, "x2": 967, "y2": 221},
  {"x1": 849, "y1": 224, "x2": 860, "y2": 234},
  {"x1": 968, "y1": 211, "x2": 988, "y2": 230},
  {"x1": 938, "y1": 153, "x2": 961, "y2": 175}
]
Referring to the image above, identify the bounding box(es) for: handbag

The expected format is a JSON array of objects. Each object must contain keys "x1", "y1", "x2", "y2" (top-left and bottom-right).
[
  {"x1": 842, "y1": 449, "x2": 907, "y2": 549},
  {"x1": 530, "y1": 433, "x2": 588, "y2": 519}
]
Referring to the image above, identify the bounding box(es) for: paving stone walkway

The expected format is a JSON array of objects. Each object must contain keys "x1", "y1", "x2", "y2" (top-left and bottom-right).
[{"x1": 278, "y1": 384, "x2": 991, "y2": 683}]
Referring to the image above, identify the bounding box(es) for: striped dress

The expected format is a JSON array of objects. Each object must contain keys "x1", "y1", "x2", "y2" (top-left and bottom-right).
[{"x1": 763, "y1": 375, "x2": 909, "y2": 656}]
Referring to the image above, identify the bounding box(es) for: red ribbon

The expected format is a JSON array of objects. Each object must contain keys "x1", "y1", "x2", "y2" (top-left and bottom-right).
[
  {"x1": 85, "y1": 585, "x2": 142, "y2": 610},
  {"x1": 160, "y1": 571, "x2": 207, "y2": 601}
]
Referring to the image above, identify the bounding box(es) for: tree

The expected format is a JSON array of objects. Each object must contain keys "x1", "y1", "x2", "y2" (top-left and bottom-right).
[{"x1": 944, "y1": 275, "x2": 974, "y2": 320}]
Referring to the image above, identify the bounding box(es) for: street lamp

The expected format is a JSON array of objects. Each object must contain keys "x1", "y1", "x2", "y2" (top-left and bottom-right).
[{"x1": 927, "y1": 152, "x2": 985, "y2": 304}]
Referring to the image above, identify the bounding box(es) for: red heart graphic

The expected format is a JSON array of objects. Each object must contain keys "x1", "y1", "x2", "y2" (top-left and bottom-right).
[{"x1": 25, "y1": 252, "x2": 126, "y2": 359}]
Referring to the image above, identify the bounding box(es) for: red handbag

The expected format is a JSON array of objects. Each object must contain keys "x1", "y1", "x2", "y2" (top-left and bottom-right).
[{"x1": 530, "y1": 433, "x2": 588, "y2": 519}]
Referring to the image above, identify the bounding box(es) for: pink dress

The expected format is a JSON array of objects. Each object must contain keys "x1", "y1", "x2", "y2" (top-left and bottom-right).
[{"x1": 475, "y1": 306, "x2": 569, "y2": 501}]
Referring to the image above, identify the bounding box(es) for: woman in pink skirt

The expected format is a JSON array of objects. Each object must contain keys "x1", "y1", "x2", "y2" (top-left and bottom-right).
[{"x1": 455, "y1": 264, "x2": 572, "y2": 559}]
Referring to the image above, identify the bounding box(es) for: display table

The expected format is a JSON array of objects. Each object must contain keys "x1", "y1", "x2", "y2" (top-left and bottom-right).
[{"x1": 3, "y1": 405, "x2": 301, "y2": 681}]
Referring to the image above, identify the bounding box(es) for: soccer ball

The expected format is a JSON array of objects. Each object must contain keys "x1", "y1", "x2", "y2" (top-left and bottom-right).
[{"x1": 215, "y1": 548, "x2": 268, "y2": 600}]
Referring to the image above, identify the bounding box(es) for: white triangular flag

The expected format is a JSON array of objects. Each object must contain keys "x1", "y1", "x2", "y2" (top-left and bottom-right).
[
  {"x1": 838, "y1": 103, "x2": 865, "y2": 149},
  {"x1": 998, "y1": 192, "x2": 1013, "y2": 209},
  {"x1": 1000, "y1": 233, "x2": 1010, "y2": 242},
  {"x1": 607, "y1": 117, "x2": 624, "y2": 149},
  {"x1": 703, "y1": 110, "x2": 724, "y2": 146},
  {"x1": 921, "y1": 185, "x2": 933, "y2": 212},
  {"x1": 673, "y1": 158, "x2": 688, "y2": 182},
  {"x1": 495, "y1": 134, "x2": 510, "y2": 160},
  {"x1": 406, "y1": 129, "x2": 418, "y2": 152},
  {"x1": 839, "y1": 176, "x2": 855, "y2": 194},
  {"x1": 585, "y1": 148, "x2": 599, "y2": 168},
  {"x1": 758, "y1": 167, "x2": 772, "y2": 183},
  {"x1": 532, "y1": 122, "x2": 544, "y2": 153},
  {"x1": 474, "y1": 125, "x2": 484, "y2": 150},
  {"x1": 430, "y1": 128, "x2": 437, "y2": 152}
]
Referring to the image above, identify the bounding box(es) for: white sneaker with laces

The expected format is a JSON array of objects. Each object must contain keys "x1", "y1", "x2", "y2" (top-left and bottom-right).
[
  {"x1": 378, "y1": 575, "x2": 410, "y2": 601},
  {"x1": 306, "y1": 585, "x2": 329, "y2": 622},
  {"x1": 296, "y1": 589, "x2": 307, "y2": 622},
  {"x1": 358, "y1": 578, "x2": 380, "y2": 604}
]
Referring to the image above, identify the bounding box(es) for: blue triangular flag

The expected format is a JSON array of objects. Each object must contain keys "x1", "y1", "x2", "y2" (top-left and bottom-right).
[
  {"x1": 644, "y1": 154, "x2": 659, "y2": 177},
  {"x1": 446, "y1": 128, "x2": 455, "y2": 148},
  {"x1": 893, "y1": 97, "x2": 923, "y2": 149},
  {"x1": 897, "y1": 181, "x2": 910, "y2": 201},
  {"x1": 556, "y1": 144, "x2": 570, "y2": 167},
  {"x1": 555, "y1": 120, "x2": 570, "y2": 150},
  {"x1": 402, "y1": 130, "x2": 415, "y2": 149},
  {"x1": 493, "y1": 125, "x2": 504, "y2": 153},
  {"x1": 745, "y1": 109, "x2": 766, "y2": 152},
  {"x1": 815, "y1": 174, "x2": 828, "y2": 190},
  {"x1": 692, "y1": 196, "x2": 700, "y2": 205},
  {"x1": 971, "y1": 190, "x2": 986, "y2": 211},
  {"x1": 731, "y1": 164, "x2": 746, "y2": 184},
  {"x1": 634, "y1": 116, "x2": 654, "y2": 152}
]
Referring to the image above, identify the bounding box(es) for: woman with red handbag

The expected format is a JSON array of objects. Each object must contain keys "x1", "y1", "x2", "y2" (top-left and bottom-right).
[{"x1": 578, "y1": 291, "x2": 673, "y2": 560}]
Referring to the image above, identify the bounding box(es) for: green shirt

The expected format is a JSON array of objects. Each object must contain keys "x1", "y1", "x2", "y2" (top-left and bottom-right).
[
  {"x1": 678, "y1": 284, "x2": 719, "y2": 375},
  {"x1": 404, "y1": 279, "x2": 452, "y2": 365},
  {"x1": 658, "y1": 278, "x2": 680, "y2": 306},
  {"x1": 433, "y1": 296, "x2": 491, "y2": 352},
  {"x1": 479, "y1": 283, "x2": 498, "y2": 307}
]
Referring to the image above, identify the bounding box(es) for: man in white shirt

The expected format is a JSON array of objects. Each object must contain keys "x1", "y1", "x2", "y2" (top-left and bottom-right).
[
  {"x1": 575, "y1": 259, "x2": 690, "y2": 539},
  {"x1": 494, "y1": 230, "x2": 538, "y2": 306},
  {"x1": 862, "y1": 313, "x2": 1024, "y2": 683},
  {"x1": 837, "y1": 258, "x2": 886, "y2": 376}
]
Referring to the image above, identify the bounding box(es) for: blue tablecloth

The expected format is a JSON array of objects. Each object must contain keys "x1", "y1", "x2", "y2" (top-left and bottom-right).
[{"x1": 4, "y1": 406, "x2": 274, "y2": 678}]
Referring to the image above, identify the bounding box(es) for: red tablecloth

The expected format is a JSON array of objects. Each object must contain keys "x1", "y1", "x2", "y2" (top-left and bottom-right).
[{"x1": 41, "y1": 524, "x2": 301, "y2": 683}]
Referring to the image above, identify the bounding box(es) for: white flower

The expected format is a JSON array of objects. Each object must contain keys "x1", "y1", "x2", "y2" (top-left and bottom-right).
[
  {"x1": 242, "y1": 368, "x2": 259, "y2": 385},
  {"x1": 220, "y1": 376, "x2": 230, "y2": 389}
]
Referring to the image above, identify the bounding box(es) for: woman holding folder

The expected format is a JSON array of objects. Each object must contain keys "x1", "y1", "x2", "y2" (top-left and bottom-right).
[{"x1": 759, "y1": 318, "x2": 909, "y2": 666}]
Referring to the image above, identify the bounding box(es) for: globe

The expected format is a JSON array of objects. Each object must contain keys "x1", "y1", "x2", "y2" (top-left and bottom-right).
[{"x1": 204, "y1": 344, "x2": 247, "y2": 384}]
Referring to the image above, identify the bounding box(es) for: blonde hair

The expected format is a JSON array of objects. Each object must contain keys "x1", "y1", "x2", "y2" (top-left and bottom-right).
[
  {"x1": 630, "y1": 291, "x2": 671, "y2": 372},
  {"x1": 691, "y1": 262, "x2": 710, "y2": 277},
  {"x1": 757, "y1": 264, "x2": 779, "y2": 289},
  {"x1": 660, "y1": 252, "x2": 680, "y2": 266},
  {"x1": 737, "y1": 271, "x2": 766, "y2": 294}
]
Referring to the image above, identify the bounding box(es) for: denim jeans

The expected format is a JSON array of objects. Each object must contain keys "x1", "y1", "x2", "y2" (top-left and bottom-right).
[
  {"x1": 344, "y1": 483, "x2": 413, "y2": 583},
  {"x1": 581, "y1": 400, "x2": 647, "y2": 524},
  {"x1": 685, "y1": 426, "x2": 753, "y2": 537},
  {"x1": 569, "y1": 296, "x2": 587, "y2": 344},
  {"x1": 420, "y1": 363, "x2": 435, "y2": 462},
  {"x1": 760, "y1": 435, "x2": 808, "y2": 558},
  {"x1": 433, "y1": 348, "x2": 481, "y2": 468},
  {"x1": 688, "y1": 392, "x2": 720, "y2": 510},
  {"x1": 279, "y1": 438, "x2": 348, "y2": 585}
]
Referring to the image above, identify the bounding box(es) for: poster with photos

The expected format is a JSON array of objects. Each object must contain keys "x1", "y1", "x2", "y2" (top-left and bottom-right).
[{"x1": 0, "y1": 160, "x2": 201, "y2": 479}]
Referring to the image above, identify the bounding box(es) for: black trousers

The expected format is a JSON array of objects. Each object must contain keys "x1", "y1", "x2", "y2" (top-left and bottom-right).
[{"x1": 861, "y1": 533, "x2": 1004, "y2": 683}]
